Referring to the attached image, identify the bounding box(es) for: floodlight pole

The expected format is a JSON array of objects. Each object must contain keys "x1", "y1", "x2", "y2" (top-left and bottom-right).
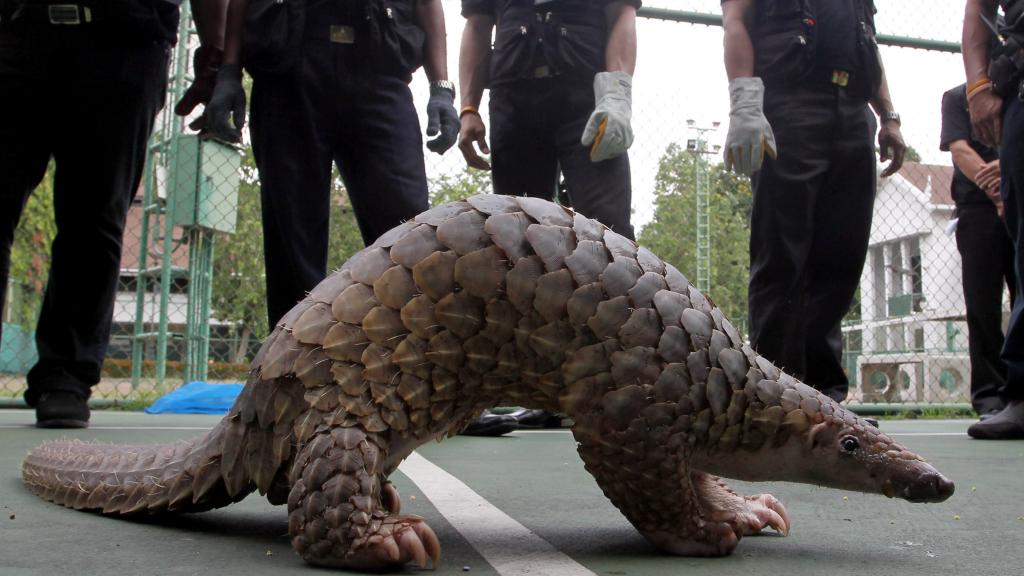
[{"x1": 686, "y1": 120, "x2": 720, "y2": 294}]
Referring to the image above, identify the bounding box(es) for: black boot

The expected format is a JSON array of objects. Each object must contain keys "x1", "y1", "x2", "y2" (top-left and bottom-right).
[
  {"x1": 967, "y1": 400, "x2": 1024, "y2": 439},
  {"x1": 508, "y1": 408, "x2": 563, "y2": 429},
  {"x1": 35, "y1": 391, "x2": 90, "y2": 429},
  {"x1": 460, "y1": 410, "x2": 518, "y2": 437}
]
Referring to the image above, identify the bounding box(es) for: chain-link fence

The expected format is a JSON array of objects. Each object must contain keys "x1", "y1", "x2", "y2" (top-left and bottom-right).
[{"x1": 1, "y1": 1, "x2": 991, "y2": 410}]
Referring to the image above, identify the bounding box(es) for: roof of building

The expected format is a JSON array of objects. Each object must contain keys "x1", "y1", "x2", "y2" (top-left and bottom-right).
[{"x1": 897, "y1": 162, "x2": 954, "y2": 207}]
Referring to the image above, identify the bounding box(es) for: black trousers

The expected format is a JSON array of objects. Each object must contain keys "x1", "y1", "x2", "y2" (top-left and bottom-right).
[
  {"x1": 1000, "y1": 95, "x2": 1024, "y2": 401},
  {"x1": 489, "y1": 78, "x2": 635, "y2": 240},
  {"x1": 955, "y1": 202, "x2": 1015, "y2": 413},
  {"x1": 0, "y1": 25, "x2": 168, "y2": 404},
  {"x1": 249, "y1": 37, "x2": 429, "y2": 329},
  {"x1": 749, "y1": 84, "x2": 877, "y2": 403}
]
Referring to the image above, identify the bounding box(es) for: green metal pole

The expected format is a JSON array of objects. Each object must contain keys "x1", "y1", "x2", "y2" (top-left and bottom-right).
[
  {"x1": 153, "y1": 3, "x2": 195, "y2": 391},
  {"x1": 131, "y1": 143, "x2": 156, "y2": 389},
  {"x1": 695, "y1": 149, "x2": 710, "y2": 293},
  {"x1": 185, "y1": 228, "x2": 215, "y2": 383}
]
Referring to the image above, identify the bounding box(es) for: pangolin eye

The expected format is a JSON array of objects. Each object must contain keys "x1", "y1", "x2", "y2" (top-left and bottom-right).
[{"x1": 841, "y1": 436, "x2": 860, "y2": 452}]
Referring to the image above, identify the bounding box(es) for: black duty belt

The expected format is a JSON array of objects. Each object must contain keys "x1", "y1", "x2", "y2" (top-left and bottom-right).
[{"x1": 3, "y1": 3, "x2": 103, "y2": 25}]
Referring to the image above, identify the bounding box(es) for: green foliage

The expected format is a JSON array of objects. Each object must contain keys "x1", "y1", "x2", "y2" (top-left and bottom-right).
[
  {"x1": 638, "y1": 143, "x2": 753, "y2": 335},
  {"x1": 904, "y1": 145, "x2": 922, "y2": 163},
  {"x1": 429, "y1": 168, "x2": 493, "y2": 206},
  {"x1": 7, "y1": 162, "x2": 57, "y2": 330}
]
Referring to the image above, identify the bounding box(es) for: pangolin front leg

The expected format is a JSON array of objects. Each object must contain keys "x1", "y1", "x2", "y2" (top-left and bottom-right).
[
  {"x1": 572, "y1": 418, "x2": 741, "y2": 557},
  {"x1": 690, "y1": 471, "x2": 790, "y2": 537},
  {"x1": 286, "y1": 426, "x2": 440, "y2": 570}
]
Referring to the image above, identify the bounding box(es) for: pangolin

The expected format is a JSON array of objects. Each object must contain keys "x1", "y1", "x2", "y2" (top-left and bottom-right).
[{"x1": 22, "y1": 194, "x2": 954, "y2": 570}]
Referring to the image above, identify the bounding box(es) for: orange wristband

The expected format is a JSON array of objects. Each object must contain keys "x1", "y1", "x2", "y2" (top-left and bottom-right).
[
  {"x1": 967, "y1": 78, "x2": 992, "y2": 99},
  {"x1": 459, "y1": 106, "x2": 481, "y2": 119}
]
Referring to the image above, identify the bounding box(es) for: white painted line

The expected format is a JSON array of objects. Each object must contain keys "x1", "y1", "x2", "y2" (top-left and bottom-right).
[
  {"x1": 399, "y1": 451, "x2": 597, "y2": 576},
  {"x1": 513, "y1": 429, "x2": 969, "y2": 437},
  {"x1": 886, "y1": 432, "x2": 967, "y2": 437}
]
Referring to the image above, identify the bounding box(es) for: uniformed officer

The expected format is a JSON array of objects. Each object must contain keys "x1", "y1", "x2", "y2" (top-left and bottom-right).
[
  {"x1": 455, "y1": 0, "x2": 639, "y2": 436},
  {"x1": 207, "y1": 0, "x2": 460, "y2": 331},
  {"x1": 940, "y1": 82, "x2": 1015, "y2": 422},
  {"x1": 962, "y1": 0, "x2": 1024, "y2": 439},
  {"x1": 721, "y1": 0, "x2": 906, "y2": 403},
  {"x1": 0, "y1": 0, "x2": 226, "y2": 428},
  {"x1": 458, "y1": 0, "x2": 639, "y2": 241}
]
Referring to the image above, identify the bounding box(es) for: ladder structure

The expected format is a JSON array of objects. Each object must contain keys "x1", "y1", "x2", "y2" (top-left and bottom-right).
[{"x1": 131, "y1": 6, "x2": 240, "y2": 392}]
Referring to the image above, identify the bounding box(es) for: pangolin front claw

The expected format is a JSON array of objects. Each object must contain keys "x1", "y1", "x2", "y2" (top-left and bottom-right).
[
  {"x1": 346, "y1": 516, "x2": 441, "y2": 571},
  {"x1": 744, "y1": 494, "x2": 790, "y2": 536},
  {"x1": 382, "y1": 481, "x2": 401, "y2": 515}
]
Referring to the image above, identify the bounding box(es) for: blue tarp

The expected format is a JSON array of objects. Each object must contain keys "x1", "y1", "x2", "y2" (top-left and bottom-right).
[{"x1": 145, "y1": 381, "x2": 244, "y2": 414}]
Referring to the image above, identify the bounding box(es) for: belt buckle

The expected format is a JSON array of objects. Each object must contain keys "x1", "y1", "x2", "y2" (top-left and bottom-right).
[
  {"x1": 831, "y1": 69, "x2": 850, "y2": 87},
  {"x1": 330, "y1": 25, "x2": 355, "y2": 44},
  {"x1": 48, "y1": 4, "x2": 90, "y2": 25},
  {"x1": 533, "y1": 65, "x2": 550, "y2": 79}
]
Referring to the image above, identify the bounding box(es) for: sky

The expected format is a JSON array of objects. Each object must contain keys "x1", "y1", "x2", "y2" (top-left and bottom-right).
[{"x1": 406, "y1": 0, "x2": 971, "y2": 231}]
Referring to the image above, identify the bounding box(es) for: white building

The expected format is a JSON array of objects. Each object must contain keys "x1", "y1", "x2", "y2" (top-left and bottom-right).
[{"x1": 842, "y1": 162, "x2": 974, "y2": 404}]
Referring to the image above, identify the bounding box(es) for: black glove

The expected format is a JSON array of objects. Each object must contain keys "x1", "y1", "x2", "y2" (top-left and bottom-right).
[
  {"x1": 426, "y1": 82, "x2": 459, "y2": 154},
  {"x1": 174, "y1": 44, "x2": 223, "y2": 127},
  {"x1": 204, "y1": 64, "x2": 246, "y2": 144}
]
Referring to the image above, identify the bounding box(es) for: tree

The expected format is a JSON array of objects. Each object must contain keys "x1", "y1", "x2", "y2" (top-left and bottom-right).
[
  {"x1": 429, "y1": 167, "x2": 493, "y2": 206},
  {"x1": 7, "y1": 162, "x2": 57, "y2": 330},
  {"x1": 638, "y1": 143, "x2": 753, "y2": 336}
]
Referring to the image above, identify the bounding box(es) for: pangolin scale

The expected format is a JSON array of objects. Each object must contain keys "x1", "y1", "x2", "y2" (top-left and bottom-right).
[{"x1": 22, "y1": 194, "x2": 953, "y2": 570}]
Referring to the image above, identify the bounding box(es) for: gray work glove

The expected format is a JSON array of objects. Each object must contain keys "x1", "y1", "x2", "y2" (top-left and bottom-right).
[
  {"x1": 724, "y1": 77, "x2": 776, "y2": 176},
  {"x1": 426, "y1": 82, "x2": 460, "y2": 154},
  {"x1": 581, "y1": 71, "x2": 634, "y2": 162},
  {"x1": 204, "y1": 64, "x2": 246, "y2": 144}
]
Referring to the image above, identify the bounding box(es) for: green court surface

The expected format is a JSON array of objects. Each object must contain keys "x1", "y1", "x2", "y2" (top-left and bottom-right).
[{"x1": 1, "y1": 410, "x2": 1020, "y2": 576}]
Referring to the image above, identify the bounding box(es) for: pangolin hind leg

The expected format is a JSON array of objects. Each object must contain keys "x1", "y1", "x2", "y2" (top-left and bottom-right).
[
  {"x1": 572, "y1": 418, "x2": 742, "y2": 557},
  {"x1": 286, "y1": 426, "x2": 440, "y2": 570},
  {"x1": 690, "y1": 471, "x2": 790, "y2": 536}
]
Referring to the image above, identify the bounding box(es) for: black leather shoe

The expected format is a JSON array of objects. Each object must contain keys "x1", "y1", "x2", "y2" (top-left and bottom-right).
[
  {"x1": 509, "y1": 408, "x2": 562, "y2": 429},
  {"x1": 460, "y1": 411, "x2": 518, "y2": 437},
  {"x1": 978, "y1": 408, "x2": 1004, "y2": 422},
  {"x1": 36, "y1": 391, "x2": 90, "y2": 429},
  {"x1": 967, "y1": 400, "x2": 1024, "y2": 439}
]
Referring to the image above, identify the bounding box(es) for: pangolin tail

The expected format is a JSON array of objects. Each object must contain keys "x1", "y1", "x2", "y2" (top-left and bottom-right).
[{"x1": 21, "y1": 419, "x2": 255, "y2": 515}]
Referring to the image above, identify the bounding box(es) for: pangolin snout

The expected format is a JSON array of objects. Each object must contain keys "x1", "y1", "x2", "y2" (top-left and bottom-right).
[{"x1": 891, "y1": 472, "x2": 955, "y2": 503}]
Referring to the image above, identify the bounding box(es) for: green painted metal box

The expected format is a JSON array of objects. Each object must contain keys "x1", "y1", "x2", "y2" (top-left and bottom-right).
[{"x1": 170, "y1": 135, "x2": 241, "y2": 234}]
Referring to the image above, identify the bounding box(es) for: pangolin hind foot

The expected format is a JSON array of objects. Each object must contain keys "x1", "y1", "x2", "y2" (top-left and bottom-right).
[{"x1": 23, "y1": 194, "x2": 953, "y2": 571}]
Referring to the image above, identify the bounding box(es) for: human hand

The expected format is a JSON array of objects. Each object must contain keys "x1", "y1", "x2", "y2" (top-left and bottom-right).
[
  {"x1": 174, "y1": 45, "x2": 223, "y2": 129},
  {"x1": 976, "y1": 159, "x2": 1001, "y2": 192},
  {"x1": 426, "y1": 83, "x2": 460, "y2": 154},
  {"x1": 723, "y1": 77, "x2": 777, "y2": 176},
  {"x1": 581, "y1": 71, "x2": 634, "y2": 162},
  {"x1": 204, "y1": 64, "x2": 246, "y2": 144},
  {"x1": 457, "y1": 111, "x2": 491, "y2": 170},
  {"x1": 878, "y1": 120, "x2": 906, "y2": 177},
  {"x1": 968, "y1": 87, "x2": 1003, "y2": 148}
]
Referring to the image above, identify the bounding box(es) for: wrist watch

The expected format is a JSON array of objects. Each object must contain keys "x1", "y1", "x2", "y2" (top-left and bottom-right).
[
  {"x1": 430, "y1": 80, "x2": 456, "y2": 95},
  {"x1": 881, "y1": 111, "x2": 901, "y2": 126}
]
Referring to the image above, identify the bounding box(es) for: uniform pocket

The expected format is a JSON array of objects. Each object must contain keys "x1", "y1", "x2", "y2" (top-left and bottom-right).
[
  {"x1": 242, "y1": 0, "x2": 305, "y2": 76},
  {"x1": 492, "y1": 21, "x2": 533, "y2": 82}
]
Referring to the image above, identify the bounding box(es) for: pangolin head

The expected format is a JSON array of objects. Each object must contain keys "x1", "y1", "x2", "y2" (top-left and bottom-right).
[{"x1": 794, "y1": 403, "x2": 955, "y2": 503}]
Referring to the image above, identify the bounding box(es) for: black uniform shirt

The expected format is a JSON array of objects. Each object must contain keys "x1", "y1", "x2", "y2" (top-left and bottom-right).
[
  {"x1": 940, "y1": 84, "x2": 1000, "y2": 207},
  {"x1": 461, "y1": 0, "x2": 641, "y2": 87},
  {"x1": 812, "y1": 0, "x2": 858, "y2": 74}
]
